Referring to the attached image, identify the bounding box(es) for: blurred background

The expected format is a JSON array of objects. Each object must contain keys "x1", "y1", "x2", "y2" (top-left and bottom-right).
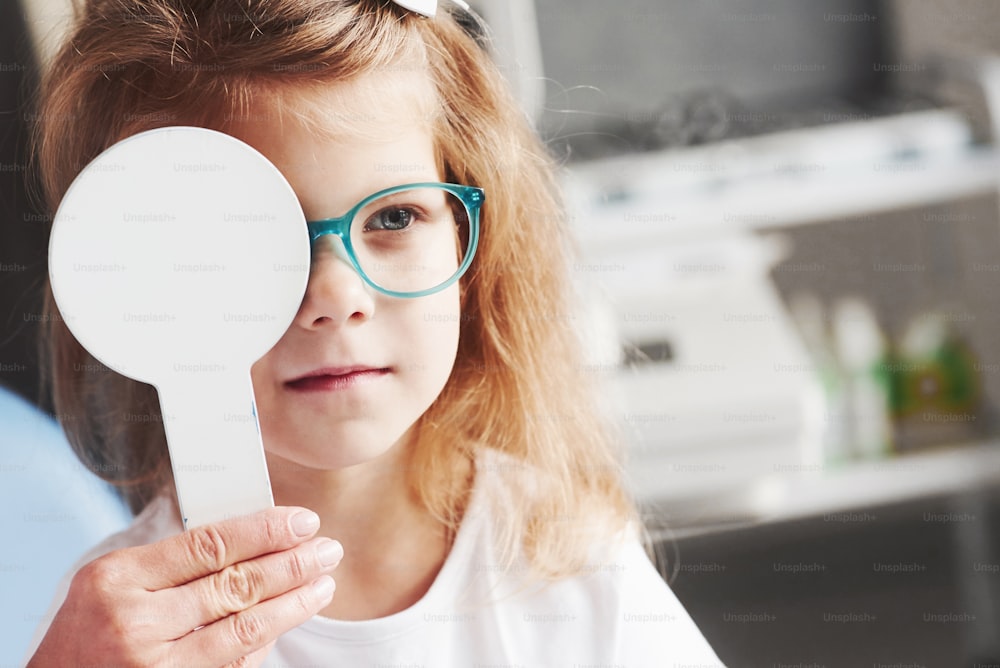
[{"x1": 2, "y1": 0, "x2": 1000, "y2": 665}]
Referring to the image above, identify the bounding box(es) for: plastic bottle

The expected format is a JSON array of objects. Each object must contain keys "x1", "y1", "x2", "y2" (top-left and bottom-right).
[{"x1": 831, "y1": 297, "x2": 893, "y2": 460}]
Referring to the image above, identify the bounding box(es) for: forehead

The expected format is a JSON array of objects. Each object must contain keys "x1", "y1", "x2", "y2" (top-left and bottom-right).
[
  {"x1": 223, "y1": 69, "x2": 443, "y2": 219},
  {"x1": 230, "y1": 69, "x2": 440, "y2": 148}
]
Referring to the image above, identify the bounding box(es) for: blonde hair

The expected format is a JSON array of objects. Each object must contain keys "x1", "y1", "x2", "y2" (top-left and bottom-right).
[{"x1": 35, "y1": 0, "x2": 636, "y2": 578}]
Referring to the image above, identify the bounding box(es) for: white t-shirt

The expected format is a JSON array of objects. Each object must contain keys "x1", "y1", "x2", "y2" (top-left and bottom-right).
[{"x1": 26, "y1": 452, "x2": 725, "y2": 667}]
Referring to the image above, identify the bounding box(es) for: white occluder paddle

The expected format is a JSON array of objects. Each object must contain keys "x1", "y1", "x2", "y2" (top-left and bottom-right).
[{"x1": 49, "y1": 127, "x2": 310, "y2": 529}]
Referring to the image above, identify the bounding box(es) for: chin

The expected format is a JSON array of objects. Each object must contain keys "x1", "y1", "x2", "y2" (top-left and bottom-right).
[{"x1": 262, "y1": 422, "x2": 414, "y2": 472}]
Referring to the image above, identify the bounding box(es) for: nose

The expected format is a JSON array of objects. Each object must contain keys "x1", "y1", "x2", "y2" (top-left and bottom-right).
[{"x1": 292, "y1": 234, "x2": 375, "y2": 329}]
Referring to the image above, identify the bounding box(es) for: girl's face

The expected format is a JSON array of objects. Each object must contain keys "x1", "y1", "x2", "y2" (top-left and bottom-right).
[{"x1": 237, "y1": 73, "x2": 461, "y2": 472}]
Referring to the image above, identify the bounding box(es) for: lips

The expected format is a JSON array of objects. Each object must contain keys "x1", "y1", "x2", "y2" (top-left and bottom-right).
[{"x1": 285, "y1": 365, "x2": 391, "y2": 392}]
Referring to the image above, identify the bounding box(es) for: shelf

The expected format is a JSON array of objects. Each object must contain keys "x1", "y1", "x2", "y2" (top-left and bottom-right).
[
  {"x1": 642, "y1": 442, "x2": 1000, "y2": 539},
  {"x1": 564, "y1": 109, "x2": 1000, "y2": 251}
]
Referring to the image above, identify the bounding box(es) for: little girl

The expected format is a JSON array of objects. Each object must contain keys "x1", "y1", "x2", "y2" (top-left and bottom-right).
[{"x1": 26, "y1": 0, "x2": 724, "y2": 665}]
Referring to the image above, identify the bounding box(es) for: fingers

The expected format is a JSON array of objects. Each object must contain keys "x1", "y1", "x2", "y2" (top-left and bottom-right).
[
  {"x1": 122, "y1": 507, "x2": 321, "y2": 590},
  {"x1": 222, "y1": 640, "x2": 276, "y2": 668},
  {"x1": 176, "y1": 575, "x2": 335, "y2": 664},
  {"x1": 159, "y1": 536, "x2": 343, "y2": 636},
  {"x1": 28, "y1": 508, "x2": 334, "y2": 668}
]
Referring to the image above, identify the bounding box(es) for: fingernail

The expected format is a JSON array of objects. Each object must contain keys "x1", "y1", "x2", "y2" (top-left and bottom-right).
[
  {"x1": 312, "y1": 575, "x2": 335, "y2": 601},
  {"x1": 317, "y1": 539, "x2": 344, "y2": 567},
  {"x1": 291, "y1": 510, "x2": 320, "y2": 537}
]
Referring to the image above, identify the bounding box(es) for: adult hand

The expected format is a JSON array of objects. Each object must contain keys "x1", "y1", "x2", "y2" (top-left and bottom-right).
[{"x1": 28, "y1": 506, "x2": 341, "y2": 667}]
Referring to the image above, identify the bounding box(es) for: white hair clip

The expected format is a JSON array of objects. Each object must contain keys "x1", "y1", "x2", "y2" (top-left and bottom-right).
[
  {"x1": 391, "y1": 0, "x2": 470, "y2": 18},
  {"x1": 391, "y1": 0, "x2": 437, "y2": 17}
]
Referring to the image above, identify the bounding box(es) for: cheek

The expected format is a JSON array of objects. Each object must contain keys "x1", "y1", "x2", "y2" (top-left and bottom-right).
[{"x1": 402, "y1": 286, "x2": 462, "y2": 381}]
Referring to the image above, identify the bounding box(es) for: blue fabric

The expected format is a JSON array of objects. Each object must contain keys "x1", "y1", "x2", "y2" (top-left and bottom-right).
[{"x1": 0, "y1": 386, "x2": 131, "y2": 663}]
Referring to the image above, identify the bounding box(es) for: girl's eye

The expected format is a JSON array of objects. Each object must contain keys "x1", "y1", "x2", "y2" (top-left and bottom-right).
[{"x1": 364, "y1": 207, "x2": 415, "y2": 231}]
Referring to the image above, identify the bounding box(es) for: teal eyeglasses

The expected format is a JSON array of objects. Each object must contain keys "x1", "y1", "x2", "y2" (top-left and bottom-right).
[{"x1": 306, "y1": 182, "x2": 484, "y2": 299}]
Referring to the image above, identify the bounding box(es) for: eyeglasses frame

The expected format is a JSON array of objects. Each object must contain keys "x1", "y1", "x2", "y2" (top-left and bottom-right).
[{"x1": 306, "y1": 182, "x2": 484, "y2": 299}]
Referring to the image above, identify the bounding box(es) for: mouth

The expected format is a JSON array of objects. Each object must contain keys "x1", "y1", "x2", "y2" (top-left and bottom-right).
[{"x1": 284, "y1": 365, "x2": 391, "y2": 392}]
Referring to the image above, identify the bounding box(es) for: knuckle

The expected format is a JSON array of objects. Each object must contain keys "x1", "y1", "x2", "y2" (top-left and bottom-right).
[
  {"x1": 230, "y1": 610, "x2": 267, "y2": 649},
  {"x1": 261, "y1": 512, "x2": 282, "y2": 546},
  {"x1": 67, "y1": 557, "x2": 153, "y2": 650},
  {"x1": 106, "y1": 606, "x2": 134, "y2": 643},
  {"x1": 186, "y1": 524, "x2": 228, "y2": 571},
  {"x1": 219, "y1": 564, "x2": 263, "y2": 609},
  {"x1": 284, "y1": 550, "x2": 308, "y2": 582},
  {"x1": 293, "y1": 584, "x2": 319, "y2": 617},
  {"x1": 74, "y1": 555, "x2": 120, "y2": 596}
]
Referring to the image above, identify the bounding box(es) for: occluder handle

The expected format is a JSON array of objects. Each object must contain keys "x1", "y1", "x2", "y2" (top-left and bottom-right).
[{"x1": 157, "y1": 371, "x2": 274, "y2": 529}]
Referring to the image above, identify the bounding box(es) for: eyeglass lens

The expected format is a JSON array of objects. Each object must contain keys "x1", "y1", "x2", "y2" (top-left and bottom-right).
[{"x1": 348, "y1": 187, "x2": 471, "y2": 294}]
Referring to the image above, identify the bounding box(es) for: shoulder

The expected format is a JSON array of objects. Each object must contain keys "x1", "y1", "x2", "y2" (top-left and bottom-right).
[
  {"x1": 0, "y1": 388, "x2": 133, "y2": 664},
  {"x1": 22, "y1": 494, "x2": 181, "y2": 662},
  {"x1": 469, "y1": 449, "x2": 724, "y2": 665},
  {"x1": 507, "y1": 537, "x2": 724, "y2": 665},
  {"x1": 602, "y1": 538, "x2": 724, "y2": 664}
]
